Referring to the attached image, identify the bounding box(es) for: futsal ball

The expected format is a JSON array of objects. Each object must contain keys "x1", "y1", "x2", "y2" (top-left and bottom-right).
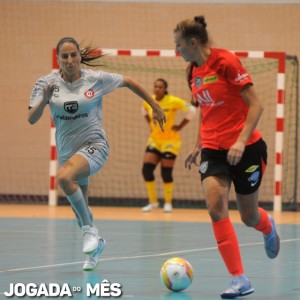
[{"x1": 160, "y1": 257, "x2": 194, "y2": 292}]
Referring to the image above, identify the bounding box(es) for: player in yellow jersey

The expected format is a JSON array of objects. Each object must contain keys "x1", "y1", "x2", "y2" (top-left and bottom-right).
[{"x1": 141, "y1": 78, "x2": 196, "y2": 212}]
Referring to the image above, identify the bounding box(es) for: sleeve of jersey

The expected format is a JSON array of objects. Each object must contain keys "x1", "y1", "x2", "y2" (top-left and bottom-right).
[
  {"x1": 171, "y1": 96, "x2": 192, "y2": 112},
  {"x1": 29, "y1": 76, "x2": 48, "y2": 108},
  {"x1": 101, "y1": 71, "x2": 124, "y2": 95},
  {"x1": 224, "y1": 54, "x2": 253, "y2": 90},
  {"x1": 175, "y1": 98, "x2": 197, "y2": 120}
]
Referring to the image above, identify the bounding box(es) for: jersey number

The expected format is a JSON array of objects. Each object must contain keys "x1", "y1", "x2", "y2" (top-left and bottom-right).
[{"x1": 85, "y1": 145, "x2": 97, "y2": 154}]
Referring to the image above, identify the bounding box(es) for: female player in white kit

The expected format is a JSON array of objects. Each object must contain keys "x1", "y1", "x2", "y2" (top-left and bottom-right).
[{"x1": 28, "y1": 37, "x2": 166, "y2": 271}]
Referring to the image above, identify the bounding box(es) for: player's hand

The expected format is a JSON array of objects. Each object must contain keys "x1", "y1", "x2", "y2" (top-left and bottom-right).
[
  {"x1": 185, "y1": 147, "x2": 201, "y2": 170},
  {"x1": 152, "y1": 106, "x2": 166, "y2": 132},
  {"x1": 43, "y1": 84, "x2": 56, "y2": 104},
  {"x1": 172, "y1": 125, "x2": 181, "y2": 132},
  {"x1": 227, "y1": 141, "x2": 245, "y2": 165}
]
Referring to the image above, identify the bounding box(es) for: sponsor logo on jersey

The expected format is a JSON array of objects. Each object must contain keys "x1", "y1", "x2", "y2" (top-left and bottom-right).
[
  {"x1": 203, "y1": 74, "x2": 218, "y2": 84},
  {"x1": 84, "y1": 89, "x2": 95, "y2": 99},
  {"x1": 195, "y1": 77, "x2": 202, "y2": 88},
  {"x1": 195, "y1": 90, "x2": 213, "y2": 105},
  {"x1": 235, "y1": 71, "x2": 249, "y2": 83},
  {"x1": 64, "y1": 101, "x2": 78, "y2": 114},
  {"x1": 55, "y1": 113, "x2": 88, "y2": 120},
  {"x1": 195, "y1": 89, "x2": 224, "y2": 107}
]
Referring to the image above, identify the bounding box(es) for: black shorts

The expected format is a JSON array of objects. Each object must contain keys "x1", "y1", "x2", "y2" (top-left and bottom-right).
[
  {"x1": 199, "y1": 139, "x2": 267, "y2": 195},
  {"x1": 145, "y1": 146, "x2": 177, "y2": 160}
]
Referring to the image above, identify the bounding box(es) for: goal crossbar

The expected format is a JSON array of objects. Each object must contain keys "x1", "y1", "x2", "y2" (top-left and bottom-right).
[{"x1": 50, "y1": 48, "x2": 285, "y2": 212}]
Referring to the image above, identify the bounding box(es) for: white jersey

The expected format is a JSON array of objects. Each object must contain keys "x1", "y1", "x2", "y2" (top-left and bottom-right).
[{"x1": 29, "y1": 69, "x2": 124, "y2": 163}]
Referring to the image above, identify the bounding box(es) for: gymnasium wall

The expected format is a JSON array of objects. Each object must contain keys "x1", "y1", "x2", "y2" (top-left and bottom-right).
[{"x1": 0, "y1": 0, "x2": 299, "y2": 206}]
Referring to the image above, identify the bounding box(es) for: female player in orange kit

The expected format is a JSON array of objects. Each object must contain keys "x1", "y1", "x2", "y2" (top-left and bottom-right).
[{"x1": 174, "y1": 16, "x2": 280, "y2": 298}]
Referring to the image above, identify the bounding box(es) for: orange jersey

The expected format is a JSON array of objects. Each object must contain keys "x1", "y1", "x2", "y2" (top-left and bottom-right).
[{"x1": 191, "y1": 48, "x2": 262, "y2": 150}]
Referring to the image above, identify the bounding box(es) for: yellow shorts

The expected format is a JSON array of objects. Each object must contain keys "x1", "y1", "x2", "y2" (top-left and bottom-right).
[{"x1": 146, "y1": 138, "x2": 182, "y2": 156}]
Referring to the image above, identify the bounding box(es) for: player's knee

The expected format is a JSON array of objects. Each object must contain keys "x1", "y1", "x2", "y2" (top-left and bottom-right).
[
  {"x1": 142, "y1": 163, "x2": 156, "y2": 181},
  {"x1": 208, "y1": 207, "x2": 225, "y2": 222},
  {"x1": 240, "y1": 212, "x2": 259, "y2": 227},
  {"x1": 57, "y1": 168, "x2": 72, "y2": 189},
  {"x1": 161, "y1": 167, "x2": 173, "y2": 183}
]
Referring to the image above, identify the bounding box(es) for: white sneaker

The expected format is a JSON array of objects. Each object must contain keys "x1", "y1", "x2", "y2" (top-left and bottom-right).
[
  {"x1": 141, "y1": 203, "x2": 159, "y2": 212},
  {"x1": 83, "y1": 237, "x2": 106, "y2": 271},
  {"x1": 164, "y1": 203, "x2": 173, "y2": 213},
  {"x1": 221, "y1": 275, "x2": 254, "y2": 298},
  {"x1": 263, "y1": 215, "x2": 280, "y2": 259},
  {"x1": 82, "y1": 225, "x2": 99, "y2": 254}
]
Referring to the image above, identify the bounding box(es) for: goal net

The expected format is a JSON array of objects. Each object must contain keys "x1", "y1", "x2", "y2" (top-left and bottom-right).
[{"x1": 50, "y1": 49, "x2": 299, "y2": 211}]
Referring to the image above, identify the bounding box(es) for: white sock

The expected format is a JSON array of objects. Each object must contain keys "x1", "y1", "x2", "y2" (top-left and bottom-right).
[{"x1": 67, "y1": 188, "x2": 93, "y2": 227}]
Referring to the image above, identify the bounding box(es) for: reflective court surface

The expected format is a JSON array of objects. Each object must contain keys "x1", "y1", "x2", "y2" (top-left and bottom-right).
[{"x1": 0, "y1": 205, "x2": 299, "y2": 300}]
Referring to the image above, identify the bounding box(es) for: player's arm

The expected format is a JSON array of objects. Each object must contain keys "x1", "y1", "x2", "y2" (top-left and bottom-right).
[
  {"x1": 28, "y1": 83, "x2": 55, "y2": 124},
  {"x1": 122, "y1": 76, "x2": 166, "y2": 131},
  {"x1": 227, "y1": 83, "x2": 264, "y2": 165},
  {"x1": 239, "y1": 84, "x2": 264, "y2": 143},
  {"x1": 185, "y1": 108, "x2": 202, "y2": 169}
]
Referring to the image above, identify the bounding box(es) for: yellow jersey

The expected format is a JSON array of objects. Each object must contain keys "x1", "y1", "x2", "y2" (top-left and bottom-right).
[{"x1": 143, "y1": 94, "x2": 191, "y2": 141}]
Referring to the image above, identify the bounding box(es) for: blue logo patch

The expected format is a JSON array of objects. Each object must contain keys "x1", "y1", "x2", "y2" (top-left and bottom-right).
[
  {"x1": 195, "y1": 77, "x2": 202, "y2": 88},
  {"x1": 249, "y1": 171, "x2": 260, "y2": 182}
]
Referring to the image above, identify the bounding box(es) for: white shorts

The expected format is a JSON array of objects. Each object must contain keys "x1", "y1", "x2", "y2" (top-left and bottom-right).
[{"x1": 59, "y1": 139, "x2": 109, "y2": 185}]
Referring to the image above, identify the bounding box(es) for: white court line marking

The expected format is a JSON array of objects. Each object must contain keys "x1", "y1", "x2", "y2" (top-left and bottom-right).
[{"x1": 0, "y1": 238, "x2": 299, "y2": 273}]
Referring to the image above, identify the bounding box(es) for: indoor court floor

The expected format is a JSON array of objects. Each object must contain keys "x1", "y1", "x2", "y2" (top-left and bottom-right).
[{"x1": 0, "y1": 205, "x2": 299, "y2": 300}]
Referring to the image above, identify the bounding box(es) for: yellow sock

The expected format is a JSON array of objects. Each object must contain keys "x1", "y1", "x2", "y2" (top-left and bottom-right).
[
  {"x1": 163, "y1": 182, "x2": 173, "y2": 204},
  {"x1": 145, "y1": 181, "x2": 157, "y2": 204}
]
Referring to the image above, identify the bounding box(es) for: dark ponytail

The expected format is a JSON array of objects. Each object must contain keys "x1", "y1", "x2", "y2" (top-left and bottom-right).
[
  {"x1": 80, "y1": 46, "x2": 106, "y2": 67},
  {"x1": 194, "y1": 16, "x2": 207, "y2": 28}
]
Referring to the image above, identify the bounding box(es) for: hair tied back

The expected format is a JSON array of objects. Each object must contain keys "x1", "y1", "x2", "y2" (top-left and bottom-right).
[{"x1": 194, "y1": 16, "x2": 207, "y2": 28}]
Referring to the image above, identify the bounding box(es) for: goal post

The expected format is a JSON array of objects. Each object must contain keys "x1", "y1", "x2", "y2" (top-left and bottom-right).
[
  {"x1": 49, "y1": 118, "x2": 57, "y2": 206},
  {"x1": 49, "y1": 48, "x2": 298, "y2": 212},
  {"x1": 234, "y1": 51, "x2": 285, "y2": 212}
]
